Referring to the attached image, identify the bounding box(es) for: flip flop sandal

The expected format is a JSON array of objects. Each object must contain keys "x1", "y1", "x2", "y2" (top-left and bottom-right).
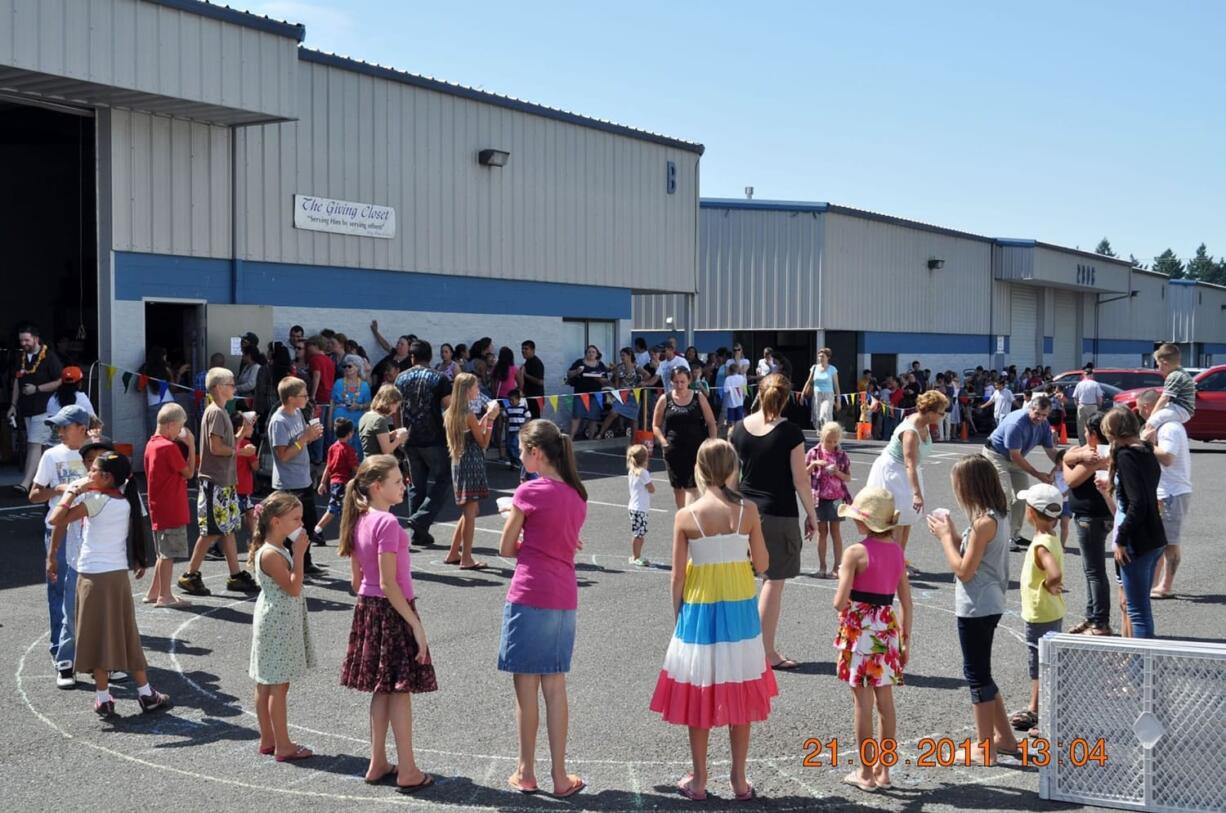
[
  {"x1": 364, "y1": 765, "x2": 398, "y2": 785},
  {"x1": 257, "y1": 745, "x2": 275, "y2": 755},
  {"x1": 508, "y1": 775, "x2": 539, "y2": 794},
  {"x1": 1150, "y1": 590, "x2": 1172, "y2": 600},
  {"x1": 552, "y1": 777, "x2": 586, "y2": 799},
  {"x1": 442, "y1": 558, "x2": 461, "y2": 566},
  {"x1": 770, "y1": 658, "x2": 800, "y2": 671},
  {"x1": 676, "y1": 774, "x2": 707, "y2": 801},
  {"x1": 734, "y1": 783, "x2": 756, "y2": 801},
  {"x1": 275, "y1": 745, "x2": 313, "y2": 762},
  {"x1": 842, "y1": 772, "x2": 876, "y2": 792},
  {"x1": 459, "y1": 562, "x2": 488, "y2": 571},
  {"x1": 397, "y1": 774, "x2": 434, "y2": 794}
]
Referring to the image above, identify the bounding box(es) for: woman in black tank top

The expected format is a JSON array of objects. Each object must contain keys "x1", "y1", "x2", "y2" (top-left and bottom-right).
[{"x1": 652, "y1": 365, "x2": 716, "y2": 508}]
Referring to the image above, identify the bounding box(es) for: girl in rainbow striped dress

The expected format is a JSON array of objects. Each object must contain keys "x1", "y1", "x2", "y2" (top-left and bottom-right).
[{"x1": 650, "y1": 439, "x2": 776, "y2": 801}]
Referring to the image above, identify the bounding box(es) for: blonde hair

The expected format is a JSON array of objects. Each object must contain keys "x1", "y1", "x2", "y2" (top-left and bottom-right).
[
  {"x1": 156, "y1": 401, "x2": 187, "y2": 425},
  {"x1": 819, "y1": 421, "x2": 843, "y2": 444},
  {"x1": 694, "y1": 438, "x2": 742, "y2": 502},
  {"x1": 950, "y1": 454, "x2": 1008, "y2": 519},
  {"x1": 247, "y1": 491, "x2": 302, "y2": 569},
  {"x1": 277, "y1": 375, "x2": 307, "y2": 404},
  {"x1": 917, "y1": 389, "x2": 950, "y2": 414},
  {"x1": 444, "y1": 373, "x2": 478, "y2": 463},
  {"x1": 205, "y1": 367, "x2": 234, "y2": 392},
  {"x1": 370, "y1": 384, "x2": 402, "y2": 414},
  {"x1": 337, "y1": 455, "x2": 401, "y2": 557},
  {"x1": 758, "y1": 373, "x2": 790, "y2": 419},
  {"x1": 626, "y1": 444, "x2": 649, "y2": 475},
  {"x1": 1101, "y1": 406, "x2": 1142, "y2": 497}
]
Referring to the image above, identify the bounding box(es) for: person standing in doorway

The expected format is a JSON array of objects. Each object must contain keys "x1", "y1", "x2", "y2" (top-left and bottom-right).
[
  {"x1": 396, "y1": 341, "x2": 453, "y2": 548},
  {"x1": 979, "y1": 395, "x2": 1060, "y2": 551},
  {"x1": 518, "y1": 340, "x2": 545, "y2": 420},
  {"x1": 802, "y1": 347, "x2": 840, "y2": 428},
  {"x1": 9, "y1": 324, "x2": 64, "y2": 495},
  {"x1": 1072, "y1": 367, "x2": 1103, "y2": 446}
]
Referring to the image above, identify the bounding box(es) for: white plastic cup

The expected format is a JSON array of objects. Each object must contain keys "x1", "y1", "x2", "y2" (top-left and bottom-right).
[
  {"x1": 309, "y1": 417, "x2": 321, "y2": 428},
  {"x1": 242, "y1": 411, "x2": 257, "y2": 423},
  {"x1": 1094, "y1": 470, "x2": 1108, "y2": 485},
  {"x1": 496, "y1": 496, "x2": 514, "y2": 515},
  {"x1": 931, "y1": 508, "x2": 951, "y2": 521}
]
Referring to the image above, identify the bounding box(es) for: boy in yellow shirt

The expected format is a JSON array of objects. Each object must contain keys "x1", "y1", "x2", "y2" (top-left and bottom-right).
[{"x1": 1010, "y1": 483, "x2": 1065, "y2": 737}]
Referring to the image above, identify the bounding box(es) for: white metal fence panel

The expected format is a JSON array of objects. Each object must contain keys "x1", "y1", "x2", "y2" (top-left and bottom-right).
[{"x1": 1039, "y1": 634, "x2": 1226, "y2": 812}]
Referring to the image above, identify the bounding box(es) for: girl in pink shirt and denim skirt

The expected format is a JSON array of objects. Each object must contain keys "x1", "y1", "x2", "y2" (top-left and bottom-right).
[
  {"x1": 497, "y1": 420, "x2": 588, "y2": 799},
  {"x1": 338, "y1": 454, "x2": 437, "y2": 793}
]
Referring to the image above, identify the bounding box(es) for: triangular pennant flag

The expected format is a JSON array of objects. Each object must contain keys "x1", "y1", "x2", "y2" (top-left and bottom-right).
[
  {"x1": 548, "y1": 395, "x2": 558, "y2": 412},
  {"x1": 194, "y1": 390, "x2": 205, "y2": 406},
  {"x1": 535, "y1": 397, "x2": 545, "y2": 408},
  {"x1": 592, "y1": 392, "x2": 603, "y2": 409},
  {"x1": 579, "y1": 393, "x2": 590, "y2": 410},
  {"x1": 121, "y1": 372, "x2": 133, "y2": 392},
  {"x1": 610, "y1": 389, "x2": 624, "y2": 404},
  {"x1": 159, "y1": 380, "x2": 170, "y2": 397},
  {"x1": 137, "y1": 373, "x2": 148, "y2": 392},
  {"x1": 104, "y1": 365, "x2": 117, "y2": 387},
  {"x1": 633, "y1": 388, "x2": 642, "y2": 403}
]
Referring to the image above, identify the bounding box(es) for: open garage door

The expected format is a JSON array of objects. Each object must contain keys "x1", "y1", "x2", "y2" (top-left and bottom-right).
[{"x1": 1010, "y1": 285, "x2": 1038, "y2": 369}]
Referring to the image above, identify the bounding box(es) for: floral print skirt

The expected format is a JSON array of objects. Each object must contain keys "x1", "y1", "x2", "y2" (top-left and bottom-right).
[
  {"x1": 834, "y1": 601, "x2": 904, "y2": 688},
  {"x1": 340, "y1": 596, "x2": 438, "y2": 694}
]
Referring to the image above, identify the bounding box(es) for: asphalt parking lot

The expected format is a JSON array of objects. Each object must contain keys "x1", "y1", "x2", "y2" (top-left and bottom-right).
[{"x1": 3, "y1": 435, "x2": 1223, "y2": 812}]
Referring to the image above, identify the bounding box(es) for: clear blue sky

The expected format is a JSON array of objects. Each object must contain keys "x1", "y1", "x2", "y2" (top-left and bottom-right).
[{"x1": 250, "y1": 0, "x2": 1224, "y2": 265}]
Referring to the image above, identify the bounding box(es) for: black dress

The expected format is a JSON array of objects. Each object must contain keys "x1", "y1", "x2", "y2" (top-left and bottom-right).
[{"x1": 662, "y1": 392, "x2": 707, "y2": 489}]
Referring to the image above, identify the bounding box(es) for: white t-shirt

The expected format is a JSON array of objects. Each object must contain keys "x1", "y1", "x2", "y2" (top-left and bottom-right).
[
  {"x1": 724, "y1": 373, "x2": 747, "y2": 408},
  {"x1": 628, "y1": 468, "x2": 652, "y2": 512},
  {"x1": 657, "y1": 355, "x2": 690, "y2": 385},
  {"x1": 33, "y1": 444, "x2": 87, "y2": 565},
  {"x1": 46, "y1": 392, "x2": 96, "y2": 418},
  {"x1": 76, "y1": 493, "x2": 131, "y2": 574},
  {"x1": 756, "y1": 359, "x2": 776, "y2": 379},
  {"x1": 989, "y1": 388, "x2": 1014, "y2": 421},
  {"x1": 1156, "y1": 421, "x2": 1192, "y2": 498},
  {"x1": 634, "y1": 350, "x2": 651, "y2": 368}
]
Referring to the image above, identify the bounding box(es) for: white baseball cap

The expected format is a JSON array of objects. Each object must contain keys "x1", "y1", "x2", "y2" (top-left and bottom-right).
[{"x1": 1017, "y1": 483, "x2": 1064, "y2": 518}]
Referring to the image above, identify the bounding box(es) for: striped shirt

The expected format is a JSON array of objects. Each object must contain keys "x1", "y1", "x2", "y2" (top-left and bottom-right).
[
  {"x1": 505, "y1": 403, "x2": 529, "y2": 432},
  {"x1": 1162, "y1": 368, "x2": 1197, "y2": 415}
]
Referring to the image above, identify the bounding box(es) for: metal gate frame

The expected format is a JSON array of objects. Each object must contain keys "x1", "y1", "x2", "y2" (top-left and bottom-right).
[{"x1": 1039, "y1": 633, "x2": 1226, "y2": 812}]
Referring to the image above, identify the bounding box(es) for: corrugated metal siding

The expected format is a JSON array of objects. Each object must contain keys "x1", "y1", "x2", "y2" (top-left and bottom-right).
[
  {"x1": 1194, "y1": 285, "x2": 1226, "y2": 343},
  {"x1": 1095, "y1": 270, "x2": 1169, "y2": 340},
  {"x1": 1168, "y1": 283, "x2": 1197, "y2": 343},
  {"x1": 110, "y1": 108, "x2": 231, "y2": 257},
  {"x1": 0, "y1": 0, "x2": 297, "y2": 122},
  {"x1": 1053, "y1": 290, "x2": 1078, "y2": 371},
  {"x1": 1010, "y1": 285, "x2": 1039, "y2": 365},
  {"x1": 632, "y1": 293, "x2": 690, "y2": 332},
  {"x1": 994, "y1": 244, "x2": 1034, "y2": 281},
  {"x1": 235, "y1": 60, "x2": 696, "y2": 291},
  {"x1": 823, "y1": 212, "x2": 991, "y2": 333}
]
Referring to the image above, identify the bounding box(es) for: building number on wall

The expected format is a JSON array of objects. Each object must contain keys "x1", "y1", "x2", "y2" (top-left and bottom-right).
[
  {"x1": 1076, "y1": 264, "x2": 1096, "y2": 286},
  {"x1": 666, "y1": 161, "x2": 677, "y2": 194}
]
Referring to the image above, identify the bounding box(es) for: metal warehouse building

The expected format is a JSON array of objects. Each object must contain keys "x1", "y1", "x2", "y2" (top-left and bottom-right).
[
  {"x1": 635, "y1": 199, "x2": 1226, "y2": 391},
  {"x1": 0, "y1": 0, "x2": 701, "y2": 455}
]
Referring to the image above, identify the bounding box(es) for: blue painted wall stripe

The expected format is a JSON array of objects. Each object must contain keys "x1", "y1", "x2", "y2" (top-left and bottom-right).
[
  {"x1": 114, "y1": 252, "x2": 631, "y2": 320},
  {"x1": 1201, "y1": 343, "x2": 1226, "y2": 354},
  {"x1": 863, "y1": 332, "x2": 1000, "y2": 355},
  {"x1": 1043, "y1": 336, "x2": 1054, "y2": 353},
  {"x1": 1082, "y1": 338, "x2": 1154, "y2": 354}
]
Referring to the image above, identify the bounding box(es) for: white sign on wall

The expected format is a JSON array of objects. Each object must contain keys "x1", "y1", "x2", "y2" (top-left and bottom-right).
[{"x1": 293, "y1": 194, "x2": 396, "y2": 239}]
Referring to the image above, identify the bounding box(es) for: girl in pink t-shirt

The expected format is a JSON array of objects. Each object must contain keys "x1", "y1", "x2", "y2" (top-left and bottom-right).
[
  {"x1": 497, "y1": 420, "x2": 588, "y2": 799},
  {"x1": 338, "y1": 454, "x2": 437, "y2": 793}
]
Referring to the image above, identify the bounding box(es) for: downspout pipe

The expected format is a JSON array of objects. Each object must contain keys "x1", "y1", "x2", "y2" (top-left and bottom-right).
[{"x1": 230, "y1": 125, "x2": 242, "y2": 304}]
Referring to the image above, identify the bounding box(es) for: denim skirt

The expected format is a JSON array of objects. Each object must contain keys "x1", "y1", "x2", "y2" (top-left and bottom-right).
[{"x1": 497, "y1": 602, "x2": 576, "y2": 674}]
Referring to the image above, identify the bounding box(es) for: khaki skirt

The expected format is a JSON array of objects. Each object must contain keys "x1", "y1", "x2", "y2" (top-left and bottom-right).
[{"x1": 74, "y1": 570, "x2": 147, "y2": 675}]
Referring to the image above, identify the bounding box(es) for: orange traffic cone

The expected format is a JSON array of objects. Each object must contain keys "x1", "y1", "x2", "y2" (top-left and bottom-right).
[
  {"x1": 856, "y1": 421, "x2": 872, "y2": 440},
  {"x1": 1059, "y1": 422, "x2": 1069, "y2": 445},
  {"x1": 960, "y1": 420, "x2": 969, "y2": 441}
]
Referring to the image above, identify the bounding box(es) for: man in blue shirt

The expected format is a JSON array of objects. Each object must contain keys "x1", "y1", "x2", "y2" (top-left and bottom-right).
[{"x1": 980, "y1": 394, "x2": 1060, "y2": 549}]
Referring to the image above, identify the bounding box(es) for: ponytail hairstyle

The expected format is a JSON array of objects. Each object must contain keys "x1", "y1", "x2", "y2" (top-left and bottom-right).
[
  {"x1": 694, "y1": 438, "x2": 744, "y2": 505},
  {"x1": 93, "y1": 451, "x2": 150, "y2": 572},
  {"x1": 338, "y1": 454, "x2": 401, "y2": 557},
  {"x1": 445, "y1": 373, "x2": 478, "y2": 463},
  {"x1": 626, "y1": 443, "x2": 649, "y2": 476},
  {"x1": 519, "y1": 419, "x2": 587, "y2": 501},
  {"x1": 758, "y1": 373, "x2": 791, "y2": 419},
  {"x1": 246, "y1": 491, "x2": 302, "y2": 569}
]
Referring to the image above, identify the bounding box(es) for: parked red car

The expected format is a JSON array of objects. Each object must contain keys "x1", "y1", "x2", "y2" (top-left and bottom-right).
[
  {"x1": 1113, "y1": 364, "x2": 1226, "y2": 441},
  {"x1": 1052, "y1": 368, "x2": 1164, "y2": 391}
]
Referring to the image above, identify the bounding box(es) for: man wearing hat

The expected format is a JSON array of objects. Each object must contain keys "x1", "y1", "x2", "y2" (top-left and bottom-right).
[
  {"x1": 28, "y1": 405, "x2": 91, "y2": 689},
  {"x1": 8, "y1": 324, "x2": 64, "y2": 494}
]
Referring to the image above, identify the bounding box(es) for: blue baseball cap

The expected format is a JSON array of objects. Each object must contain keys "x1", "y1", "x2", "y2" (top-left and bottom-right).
[{"x1": 45, "y1": 405, "x2": 92, "y2": 428}]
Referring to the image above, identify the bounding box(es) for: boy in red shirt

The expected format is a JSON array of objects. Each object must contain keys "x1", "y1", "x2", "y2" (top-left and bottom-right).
[
  {"x1": 313, "y1": 417, "x2": 358, "y2": 542},
  {"x1": 231, "y1": 412, "x2": 260, "y2": 546},
  {"x1": 143, "y1": 403, "x2": 196, "y2": 607}
]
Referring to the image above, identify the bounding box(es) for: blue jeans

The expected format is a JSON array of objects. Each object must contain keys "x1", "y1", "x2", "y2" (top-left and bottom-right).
[
  {"x1": 406, "y1": 444, "x2": 453, "y2": 542},
  {"x1": 1119, "y1": 546, "x2": 1165, "y2": 639},
  {"x1": 1074, "y1": 517, "x2": 1112, "y2": 627},
  {"x1": 506, "y1": 431, "x2": 521, "y2": 469},
  {"x1": 45, "y1": 529, "x2": 78, "y2": 669},
  {"x1": 956, "y1": 614, "x2": 1001, "y2": 704}
]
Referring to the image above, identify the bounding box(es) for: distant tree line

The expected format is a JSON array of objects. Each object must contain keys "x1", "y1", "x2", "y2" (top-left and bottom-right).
[{"x1": 1094, "y1": 238, "x2": 1226, "y2": 285}]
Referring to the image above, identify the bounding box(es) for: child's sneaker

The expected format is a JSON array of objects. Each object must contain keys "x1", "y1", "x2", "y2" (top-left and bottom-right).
[
  {"x1": 94, "y1": 698, "x2": 116, "y2": 717},
  {"x1": 138, "y1": 689, "x2": 172, "y2": 713},
  {"x1": 628, "y1": 556, "x2": 650, "y2": 567},
  {"x1": 227, "y1": 570, "x2": 260, "y2": 593},
  {"x1": 177, "y1": 571, "x2": 212, "y2": 596},
  {"x1": 56, "y1": 668, "x2": 76, "y2": 690}
]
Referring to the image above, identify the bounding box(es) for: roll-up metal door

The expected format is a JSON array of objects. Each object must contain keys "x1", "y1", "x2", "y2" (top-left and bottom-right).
[
  {"x1": 1053, "y1": 291, "x2": 1078, "y2": 373},
  {"x1": 1010, "y1": 286, "x2": 1038, "y2": 368}
]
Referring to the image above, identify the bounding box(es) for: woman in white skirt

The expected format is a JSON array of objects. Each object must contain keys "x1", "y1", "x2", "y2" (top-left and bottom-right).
[
  {"x1": 867, "y1": 390, "x2": 949, "y2": 576},
  {"x1": 802, "y1": 348, "x2": 840, "y2": 428}
]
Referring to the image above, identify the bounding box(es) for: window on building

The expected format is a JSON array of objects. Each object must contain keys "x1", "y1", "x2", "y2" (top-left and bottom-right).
[{"x1": 562, "y1": 319, "x2": 617, "y2": 365}]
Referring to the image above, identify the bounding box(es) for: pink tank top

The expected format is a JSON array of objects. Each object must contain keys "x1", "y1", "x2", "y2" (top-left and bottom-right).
[{"x1": 851, "y1": 537, "x2": 905, "y2": 598}]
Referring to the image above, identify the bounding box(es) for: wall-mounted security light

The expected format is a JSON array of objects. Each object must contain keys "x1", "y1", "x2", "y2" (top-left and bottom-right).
[
  {"x1": 478, "y1": 149, "x2": 510, "y2": 167},
  {"x1": 927, "y1": 258, "x2": 945, "y2": 270}
]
